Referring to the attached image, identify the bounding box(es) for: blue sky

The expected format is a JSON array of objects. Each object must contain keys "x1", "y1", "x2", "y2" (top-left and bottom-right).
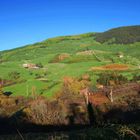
[{"x1": 0, "y1": 0, "x2": 140, "y2": 51}]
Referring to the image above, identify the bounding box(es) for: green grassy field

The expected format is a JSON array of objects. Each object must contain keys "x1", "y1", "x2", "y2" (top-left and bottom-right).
[{"x1": 0, "y1": 32, "x2": 140, "y2": 97}]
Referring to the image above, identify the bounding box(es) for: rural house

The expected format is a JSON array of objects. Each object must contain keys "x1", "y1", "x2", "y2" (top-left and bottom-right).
[{"x1": 22, "y1": 63, "x2": 39, "y2": 69}]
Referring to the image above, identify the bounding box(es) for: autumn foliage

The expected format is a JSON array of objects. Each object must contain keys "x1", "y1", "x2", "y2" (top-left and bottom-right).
[{"x1": 63, "y1": 76, "x2": 91, "y2": 95}]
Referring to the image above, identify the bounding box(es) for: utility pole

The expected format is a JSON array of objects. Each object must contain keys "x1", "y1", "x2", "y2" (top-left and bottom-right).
[{"x1": 109, "y1": 88, "x2": 113, "y2": 103}]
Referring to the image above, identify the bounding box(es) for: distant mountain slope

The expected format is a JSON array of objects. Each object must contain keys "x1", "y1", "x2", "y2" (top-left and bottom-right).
[
  {"x1": 1, "y1": 25, "x2": 140, "y2": 62},
  {"x1": 95, "y1": 25, "x2": 140, "y2": 44}
]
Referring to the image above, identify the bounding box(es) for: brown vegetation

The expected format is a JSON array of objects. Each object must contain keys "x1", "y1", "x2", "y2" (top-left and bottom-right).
[
  {"x1": 63, "y1": 76, "x2": 91, "y2": 95},
  {"x1": 91, "y1": 64, "x2": 129, "y2": 71},
  {"x1": 50, "y1": 53, "x2": 70, "y2": 63},
  {"x1": 0, "y1": 74, "x2": 139, "y2": 135}
]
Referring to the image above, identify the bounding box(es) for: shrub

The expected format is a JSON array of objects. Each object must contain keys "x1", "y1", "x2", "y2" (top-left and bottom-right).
[
  {"x1": 0, "y1": 86, "x2": 3, "y2": 95},
  {"x1": 0, "y1": 78, "x2": 3, "y2": 95},
  {"x1": 63, "y1": 76, "x2": 91, "y2": 94},
  {"x1": 22, "y1": 99, "x2": 65, "y2": 125},
  {"x1": 132, "y1": 74, "x2": 140, "y2": 82},
  {"x1": 36, "y1": 62, "x2": 43, "y2": 68},
  {"x1": 97, "y1": 72, "x2": 128, "y2": 86}
]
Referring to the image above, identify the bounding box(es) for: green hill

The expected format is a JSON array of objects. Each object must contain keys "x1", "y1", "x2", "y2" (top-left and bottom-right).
[
  {"x1": 95, "y1": 25, "x2": 140, "y2": 44},
  {"x1": 0, "y1": 26, "x2": 140, "y2": 97},
  {"x1": 0, "y1": 26, "x2": 140, "y2": 139}
]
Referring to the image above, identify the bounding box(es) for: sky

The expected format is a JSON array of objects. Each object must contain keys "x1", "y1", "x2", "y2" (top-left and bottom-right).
[{"x1": 0, "y1": 0, "x2": 140, "y2": 51}]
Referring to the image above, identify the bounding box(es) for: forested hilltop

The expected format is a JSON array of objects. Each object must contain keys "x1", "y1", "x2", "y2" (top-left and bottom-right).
[{"x1": 95, "y1": 25, "x2": 140, "y2": 44}]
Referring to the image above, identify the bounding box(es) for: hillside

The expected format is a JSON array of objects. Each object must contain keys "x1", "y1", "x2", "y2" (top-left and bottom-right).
[
  {"x1": 0, "y1": 26, "x2": 140, "y2": 97},
  {"x1": 95, "y1": 25, "x2": 140, "y2": 44},
  {"x1": 0, "y1": 26, "x2": 140, "y2": 139}
]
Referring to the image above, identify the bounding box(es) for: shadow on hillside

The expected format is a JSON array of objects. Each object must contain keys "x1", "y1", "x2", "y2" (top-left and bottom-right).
[
  {"x1": 0, "y1": 115, "x2": 90, "y2": 135},
  {"x1": 104, "y1": 108, "x2": 140, "y2": 124},
  {"x1": 67, "y1": 103, "x2": 88, "y2": 125},
  {"x1": 0, "y1": 104, "x2": 90, "y2": 135},
  {"x1": 87, "y1": 102, "x2": 96, "y2": 125},
  {"x1": 0, "y1": 105, "x2": 140, "y2": 135}
]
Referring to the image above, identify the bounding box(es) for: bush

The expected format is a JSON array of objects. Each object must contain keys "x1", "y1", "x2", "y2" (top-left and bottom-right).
[
  {"x1": 97, "y1": 72, "x2": 128, "y2": 86},
  {"x1": 36, "y1": 62, "x2": 43, "y2": 68},
  {"x1": 0, "y1": 86, "x2": 3, "y2": 95},
  {"x1": 132, "y1": 74, "x2": 140, "y2": 82},
  {"x1": 62, "y1": 76, "x2": 91, "y2": 94},
  {"x1": 0, "y1": 78, "x2": 3, "y2": 95},
  {"x1": 16, "y1": 95, "x2": 88, "y2": 125},
  {"x1": 111, "y1": 55, "x2": 140, "y2": 66},
  {"x1": 22, "y1": 99, "x2": 66, "y2": 125}
]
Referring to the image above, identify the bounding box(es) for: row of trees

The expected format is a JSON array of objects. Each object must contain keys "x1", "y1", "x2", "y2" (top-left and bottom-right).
[
  {"x1": 96, "y1": 72, "x2": 128, "y2": 86},
  {"x1": 97, "y1": 72, "x2": 140, "y2": 86}
]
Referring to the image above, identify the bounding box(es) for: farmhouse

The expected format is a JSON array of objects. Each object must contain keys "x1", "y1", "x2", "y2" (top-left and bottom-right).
[
  {"x1": 22, "y1": 63, "x2": 39, "y2": 69},
  {"x1": 117, "y1": 52, "x2": 124, "y2": 58}
]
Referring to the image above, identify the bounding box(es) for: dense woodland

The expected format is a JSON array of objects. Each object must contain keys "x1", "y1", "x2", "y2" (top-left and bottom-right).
[{"x1": 95, "y1": 26, "x2": 140, "y2": 44}]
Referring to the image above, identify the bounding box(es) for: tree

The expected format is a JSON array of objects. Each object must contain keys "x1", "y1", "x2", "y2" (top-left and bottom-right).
[
  {"x1": 97, "y1": 72, "x2": 128, "y2": 103},
  {"x1": 97, "y1": 72, "x2": 128, "y2": 86},
  {"x1": 0, "y1": 79, "x2": 3, "y2": 95}
]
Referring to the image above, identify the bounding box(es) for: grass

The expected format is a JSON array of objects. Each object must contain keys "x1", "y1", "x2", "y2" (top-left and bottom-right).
[{"x1": 0, "y1": 33, "x2": 140, "y2": 98}]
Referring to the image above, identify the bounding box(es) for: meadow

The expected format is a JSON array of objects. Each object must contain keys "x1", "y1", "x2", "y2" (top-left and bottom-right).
[{"x1": 0, "y1": 33, "x2": 140, "y2": 97}]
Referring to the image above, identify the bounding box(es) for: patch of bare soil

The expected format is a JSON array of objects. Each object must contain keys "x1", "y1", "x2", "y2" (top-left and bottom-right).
[
  {"x1": 90, "y1": 64, "x2": 129, "y2": 71},
  {"x1": 88, "y1": 93, "x2": 109, "y2": 106},
  {"x1": 58, "y1": 53, "x2": 70, "y2": 61},
  {"x1": 50, "y1": 53, "x2": 70, "y2": 63}
]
